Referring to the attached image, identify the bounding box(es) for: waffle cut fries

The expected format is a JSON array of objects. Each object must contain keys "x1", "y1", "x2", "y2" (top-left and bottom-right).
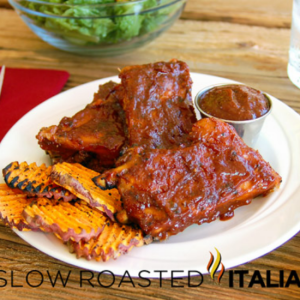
[
  {"x1": 0, "y1": 183, "x2": 36, "y2": 231},
  {"x1": 69, "y1": 222, "x2": 145, "y2": 262},
  {"x1": 23, "y1": 198, "x2": 107, "y2": 242},
  {"x1": 51, "y1": 162, "x2": 122, "y2": 221},
  {"x1": 1, "y1": 161, "x2": 148, "y2": 262},
  {"x1": 3, "y1": 161, "x2": 76, "y2": 201}
]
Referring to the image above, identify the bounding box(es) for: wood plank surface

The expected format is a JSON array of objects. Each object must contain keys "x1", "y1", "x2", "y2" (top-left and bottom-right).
[
  {"x1": 1, "y1": 0, "x2": 300, "y2": 299},
  {"x1": 183, "y1": 0, "x2": 293, "y2": 28}
]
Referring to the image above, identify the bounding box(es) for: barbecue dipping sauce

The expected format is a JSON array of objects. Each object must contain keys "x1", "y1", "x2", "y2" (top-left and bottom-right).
[{"x1": 199, "y1": 84, "x2": 270, "y2": 121}]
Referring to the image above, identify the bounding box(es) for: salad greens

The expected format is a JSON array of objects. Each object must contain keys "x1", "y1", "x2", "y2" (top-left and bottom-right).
[{"x1": 22, "y1": 0, "x2": 181, "y2": 45}]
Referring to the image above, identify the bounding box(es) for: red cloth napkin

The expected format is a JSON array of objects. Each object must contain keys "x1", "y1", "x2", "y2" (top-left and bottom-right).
[{"x1": 0, "y1": 67, "x2": 69, "y2": 141}]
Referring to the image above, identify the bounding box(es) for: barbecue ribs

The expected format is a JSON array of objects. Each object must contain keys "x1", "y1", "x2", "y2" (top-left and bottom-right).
[
  {"x1": 36, "y1": 81, "x2": 126, "y2": 172},
  {"x1": 118, "y1": 59, "x2": 197, "y2": 150},
  {"x1": 95, "y1": 118, "x2": 281, "y2": 240}
]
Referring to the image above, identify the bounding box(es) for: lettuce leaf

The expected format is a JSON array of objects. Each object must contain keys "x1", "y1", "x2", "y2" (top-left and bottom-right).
[{"x1": 22, "y1": 0, "x2": 180, "y2": 45}]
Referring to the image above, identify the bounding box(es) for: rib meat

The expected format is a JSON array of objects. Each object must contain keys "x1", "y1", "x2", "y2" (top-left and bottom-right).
[
  {"x1": 118, "y1": 59, "x2": 197, "y2": 150},
  {"x1": 36, "y1": 81, "x2": 126, "y2": 172},
  {"x1": 97, "y1": 118, "x2": 281, "y2": 240}
]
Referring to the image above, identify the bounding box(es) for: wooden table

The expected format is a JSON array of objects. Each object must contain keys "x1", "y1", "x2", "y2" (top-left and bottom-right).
[{"x1": 1, "y1": 0, "x2": 300, "y2": 299}]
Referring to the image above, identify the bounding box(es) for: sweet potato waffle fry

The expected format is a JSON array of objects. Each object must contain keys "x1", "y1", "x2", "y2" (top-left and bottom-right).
[
  {"x1": 23, "y1": 198, "x2": 107, "y2": 242},
  {"x1": 0, "y1": 183, "x2": 36, "y2": 231},
  {"x1": 0, "y1": 160, "x2": 146, "y2": 261},
  {"x1": 2, "y1": 161, "x2": 76, "y2": 201},
  {"x1": 69, "y1": 222, "x2": 144, "y2": 262},
  {"x1": 51, "y1": 162, "x2": 122, "y2": 221},
  {"x1": 0, "y1": 181, "x2": 146, "y2": 261}
]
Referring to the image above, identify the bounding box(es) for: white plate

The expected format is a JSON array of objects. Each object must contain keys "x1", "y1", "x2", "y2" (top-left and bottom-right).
[{"x1": 0, "y1": 73, "x2": 300, "y2": 278}]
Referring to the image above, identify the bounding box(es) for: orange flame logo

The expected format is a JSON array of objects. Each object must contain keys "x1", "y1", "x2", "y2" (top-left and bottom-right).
[{"x1": 207, "y1": 248, "x2": 225, "y2": 283}]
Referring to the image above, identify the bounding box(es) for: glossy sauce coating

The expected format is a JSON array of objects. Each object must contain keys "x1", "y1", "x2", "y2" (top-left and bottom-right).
[
  {"x1": 104, "y1": 118, "x2": 281, "y2": 240},
  {"x1": 37, "y1": 81, "x2": 126, "y2": 172},
  {"x1": 118, "y1": 59, "x2": 197, "y2": 150},
  {"x1": 199, "y1": 84, "x2": 270, "y2": 121}
]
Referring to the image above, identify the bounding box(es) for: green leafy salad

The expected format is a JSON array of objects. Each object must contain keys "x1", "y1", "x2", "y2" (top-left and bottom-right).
[{"x1": 22, "y1": 0, "x2": 180, "y2": 45}]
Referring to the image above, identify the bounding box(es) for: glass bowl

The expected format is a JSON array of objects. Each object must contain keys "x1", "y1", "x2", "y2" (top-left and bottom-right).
[{"x1": 9, "y1": 0, "x2": 186, "y2": 56}]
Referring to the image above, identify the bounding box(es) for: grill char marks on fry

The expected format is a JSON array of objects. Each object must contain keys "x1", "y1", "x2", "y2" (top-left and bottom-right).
[
  {"x1": 36, "y1": 81, "x2": 126, "y2": 173},
  {"x1": 118, "y1": 59, "x2": 197, "y2": 151},
  {"x1": 51, "y1": 162, "x2": 122, "y2": 221},
  {"x1": 0, "y1": 184, "x2": 37, "y2": 231},
  {"x1": 2, "y1": 161, "x2": 76, "y2": 201},
  {"x1": 23, "y1": 198, "x2": 107, "y2": 242},
  {"x1": 99, "y1": 118, "x2": 281, "y2": 240},
  {"x1": 68, "y1": 222, "x2": 145, "y2": 262}
]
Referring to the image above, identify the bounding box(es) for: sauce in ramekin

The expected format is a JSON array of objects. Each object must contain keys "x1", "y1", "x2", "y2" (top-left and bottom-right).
[{"x1": 198, "y1": 84, "x2": 270, "y2": 121}]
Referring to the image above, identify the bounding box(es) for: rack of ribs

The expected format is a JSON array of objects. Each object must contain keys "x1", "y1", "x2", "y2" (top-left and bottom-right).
[
  {"x1": 95, "y1": 118, "x2": 281, "y2": 240},
  {"x1": 36, "y1": 81, "x2": 126, "y2": 173},
  {"x1": 118, "y1": 59, "x2": 197, "y2": 150}
]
